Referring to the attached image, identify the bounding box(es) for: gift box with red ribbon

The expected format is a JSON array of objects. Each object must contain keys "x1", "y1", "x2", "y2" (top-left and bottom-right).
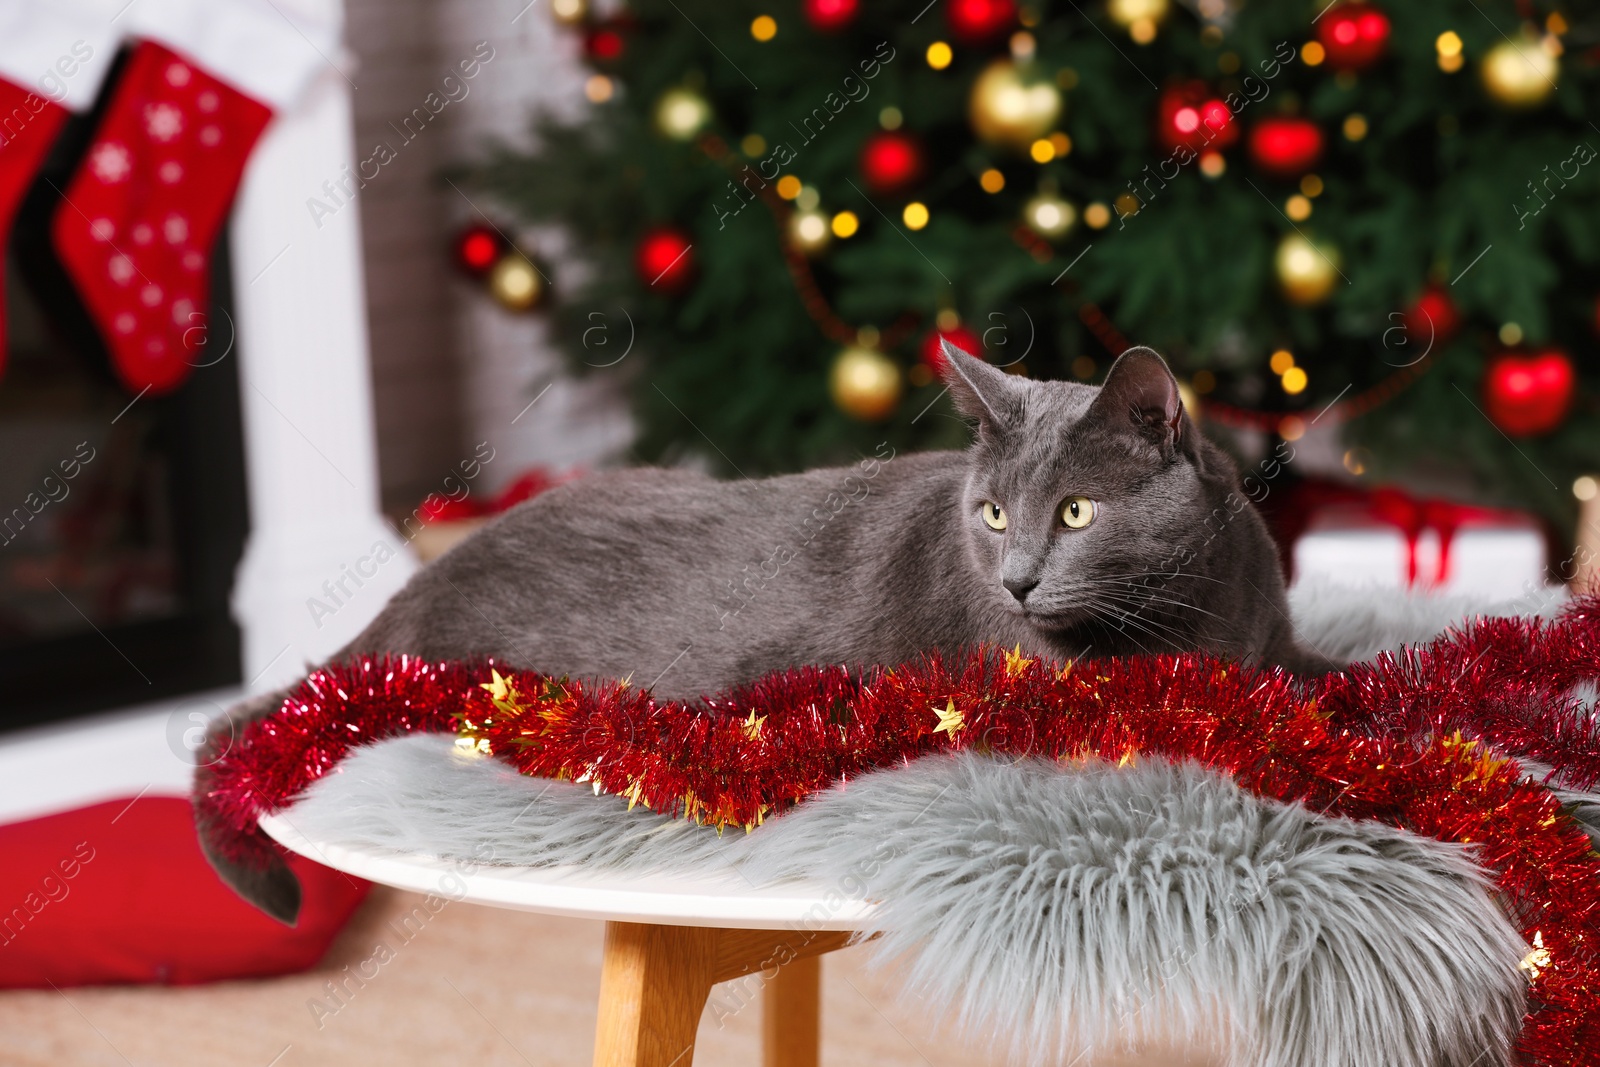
[{"x1": 1280, "y1": 481, "x2": 1549, "y2": 599}]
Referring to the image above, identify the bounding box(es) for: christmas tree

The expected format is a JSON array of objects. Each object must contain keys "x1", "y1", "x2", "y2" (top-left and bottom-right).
[{"x1": 466, "y1": 0, "x2": 1598, "y2": 530}]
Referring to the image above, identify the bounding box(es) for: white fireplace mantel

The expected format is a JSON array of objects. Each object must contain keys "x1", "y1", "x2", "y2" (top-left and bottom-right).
[{"x1": 227, "y1": 4, "x2": 416, "y2": 693}]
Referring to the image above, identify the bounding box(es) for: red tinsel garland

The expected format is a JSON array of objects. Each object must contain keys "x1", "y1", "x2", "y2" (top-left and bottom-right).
[
  {"x1": 1321, "y1": 599, "x2": 1600, "y2": 791},
  {"x1": 199, "y1": 601, "x2": 1600, "y2": 1065}
]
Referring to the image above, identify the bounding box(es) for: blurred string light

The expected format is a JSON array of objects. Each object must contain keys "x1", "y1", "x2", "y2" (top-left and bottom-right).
[
  {"x1": 1271, "y1": 350, "x2": 1309, "y2": 396},
  {"x1": 926, "y1": 41, "x2": 953, "y2": 70},
  {"x1": 751, "y1": 15, "x2": 777, "y2": 41},
  {"x1": 550, "y1": 0, "x2": 586, "y2": 23},
  {"x1": 831, "y1": 211, "x2": 859, "y2": 238},
  {"x1": 903, "y1": 202, "x2": 930, "y2": 230},
  {"x1": 1436, "y1": 31, "x2": 1463, "y2": 73},
  {"x1": 1025, "y1": 192, "x2": 1075, "y2": 238},
  {"x1": 655, "y1": 87, "x2": 711, "y2": 139}
]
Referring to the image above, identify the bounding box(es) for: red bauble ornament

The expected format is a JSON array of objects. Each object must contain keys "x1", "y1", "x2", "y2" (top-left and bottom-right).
[
  {"x1": 859, "y1": 131, "x2": 925, "y2": 196},
  {"x1": 920, "y1": 325, "x2": 982, "y2": 370},
  {"x1": 1247, "y1": 116, "x2": 1324, "y2": 178},
  {"x1": 634, "y1": 227, "x2": 696, "y2": 293},
  {"x1": 803, "y1": 0, "x2": 859, "y2": 32},
  {"x1": 453, "y1": 224, "x2": 504, "y2": 277},
  {"x1": 1483, "y1": 349, "x2": 1575, "y2": 436},
  {"x1": 1400, "y1": 285, "x2": 1460, "y2": 349},
  {"x1": 1316, "y1": 2, "x2": 1390, "y2": 71},
  {"x1": 947, "y1": 0, "x2": 1016, "y2": 43},
  {"x1": 583, "y1": 23, "x2": 626, "y2": 62},
  {"x1": 1156, "y1": 82, "x2": 1237, "y2": 153}
]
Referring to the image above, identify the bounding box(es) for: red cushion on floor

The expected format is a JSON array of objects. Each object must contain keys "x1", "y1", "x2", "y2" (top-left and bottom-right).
[{"x1": 0, "y1": 795, "x2": 369, "y2": 988}]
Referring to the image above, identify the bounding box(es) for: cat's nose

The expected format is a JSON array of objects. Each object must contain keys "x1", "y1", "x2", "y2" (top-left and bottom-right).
[{"x1": 1003, "y1": 576, "x2": 1037, "y2": 603}]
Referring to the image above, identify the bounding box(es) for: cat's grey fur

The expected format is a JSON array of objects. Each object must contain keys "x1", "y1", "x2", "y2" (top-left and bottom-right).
[{"x1": 197, "y1": 345, "x2": 1332, "y2": 922}]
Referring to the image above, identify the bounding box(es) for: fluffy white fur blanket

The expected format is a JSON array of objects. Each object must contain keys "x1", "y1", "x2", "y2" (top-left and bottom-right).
[{"x1": 282, "y1": 582, "x2": 1562, "y2": 1067}]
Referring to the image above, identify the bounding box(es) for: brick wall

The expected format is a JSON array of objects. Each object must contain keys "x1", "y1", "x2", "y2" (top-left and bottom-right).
[{"x1": 343, "y1": 0, "x2": 632, "y2": 513}]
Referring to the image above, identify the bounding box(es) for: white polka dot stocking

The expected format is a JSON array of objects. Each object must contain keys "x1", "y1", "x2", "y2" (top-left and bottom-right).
[{"x1": 51, "y1": 40, "x2": 271, "y2": 395}]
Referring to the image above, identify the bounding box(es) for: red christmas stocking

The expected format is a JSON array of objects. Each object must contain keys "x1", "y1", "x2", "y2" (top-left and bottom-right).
[
  {"x1": 0, "y1": 77, "x2": 69, "y2": 381},
  {"x1": 52, "y1": 40, "x2": 271, "y2": 396}
]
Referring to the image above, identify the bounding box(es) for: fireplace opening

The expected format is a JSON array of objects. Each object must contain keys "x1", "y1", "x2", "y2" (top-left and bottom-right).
[{"x1": 1, "y1": 90, "x2": 248, "y2": 732}]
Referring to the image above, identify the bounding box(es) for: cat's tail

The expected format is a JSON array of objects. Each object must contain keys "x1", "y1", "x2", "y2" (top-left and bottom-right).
[{"x1": 192, "y1": 688, "x2": 302, "y2": 925}]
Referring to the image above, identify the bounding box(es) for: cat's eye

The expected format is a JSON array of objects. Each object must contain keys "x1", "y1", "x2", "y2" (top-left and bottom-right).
[
  {"x1": 1061, "y1": 496, "x2": 1095, "y2": 529},
  {"x1": 980, "y1": 502, "x2": 1007, "y2": 531}
]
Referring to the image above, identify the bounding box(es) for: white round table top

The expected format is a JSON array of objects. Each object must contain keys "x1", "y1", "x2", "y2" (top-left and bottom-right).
[{"x1": 259, "y1": 813, "x2": 873, "y2": 931}]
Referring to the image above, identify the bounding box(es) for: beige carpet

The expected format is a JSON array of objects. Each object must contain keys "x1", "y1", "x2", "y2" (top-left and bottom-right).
[{"x1": 0, "y1": 888, "x2": 1209, "y2": 1066}]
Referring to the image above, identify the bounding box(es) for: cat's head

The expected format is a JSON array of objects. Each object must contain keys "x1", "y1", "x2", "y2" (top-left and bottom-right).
[{"x1": 939, "y1": 341, "x2": 1214, "y2": 640}]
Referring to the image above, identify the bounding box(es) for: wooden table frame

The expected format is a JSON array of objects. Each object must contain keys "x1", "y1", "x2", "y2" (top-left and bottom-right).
[
  {"x1": 258, "y1": 814, "x2": 872, "y2": 1067},
  {"x1": 594, "y1": 922, "x2": 856, "y2": 1067}
]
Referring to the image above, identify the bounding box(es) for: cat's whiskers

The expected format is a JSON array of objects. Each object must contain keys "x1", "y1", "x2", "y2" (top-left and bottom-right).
[
  {"x1": 1096, "y1": 568, "x2": 1231, "y2": 586},
  {"x1": 1076, "y1": 573, "x2": 1227, "y2": 624},
  {"x1": 1078, "y1": 593, "x2": 1187, "y2": 647},
  {"x1": 1073, "y1": 585, "x2": 1203, "y2": 645}
]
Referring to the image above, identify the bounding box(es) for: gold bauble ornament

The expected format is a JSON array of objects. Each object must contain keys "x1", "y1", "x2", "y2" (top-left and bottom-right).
[
  {"x1": 655, "y1": 87, "x2": 712, "y2": 140},
  {"x1": 968, "y1": 60, "x2": 1063, "y2": 150},
  {"x1": 488, "y1": 251, "x2": 543, "y2": 311},
  {"x1": 830, "y1": 347, "x2": 903, "y2": 421},
  {"x1": 1481, "y1": 34, "x2": 1559, "y2": 108},
  {"x1": 1024, "y1": 192, "x2": 1076, "y2": 240},
  {"x1": 789, "y1": 209, "x2": 832, "y2": 254},
  {"x1": 1106, "y1": 0, "x2": 1169, "y2": 42},
  {"x1": 1274, "y1": 233, "x2": 1340, "y2": 305},
  {"x1": 549, "y1": 0, "x2": 588, "y2": 25}
]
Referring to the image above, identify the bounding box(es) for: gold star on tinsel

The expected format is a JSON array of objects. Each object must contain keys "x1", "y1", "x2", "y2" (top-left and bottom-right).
[
  {"x1": 1520, "y1": 930, "x2": 1552, "y2": 982},
  {"x1": 932, "y1": 699, "x2": 965, "y2": 736},
  {"x1": 1440, "y1": 729, "x2": 1509, "y2": 785},
  {"x1": 1003, "y1": 644, "x2": 1034, "y2": 676},
  {"x1": 742, "y1": 710, "x2": 766, "y2": 740},
  {"x1": 480, "y1": 668, "x2": 514, "y2": 704}
]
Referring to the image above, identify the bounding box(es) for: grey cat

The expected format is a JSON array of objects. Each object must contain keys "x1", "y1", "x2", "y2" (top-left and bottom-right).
[{"x1": 197, "y1": 345, "x2": 1335, "y2": 922}]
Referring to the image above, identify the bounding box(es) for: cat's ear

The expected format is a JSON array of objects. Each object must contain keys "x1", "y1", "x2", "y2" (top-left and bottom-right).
[
  {"x1": 1087, "y1": 346, "x2": 1187, "y2": 454},
  {"x1": 938, "y1": 340, "x2": 1020, "y2": 433}
]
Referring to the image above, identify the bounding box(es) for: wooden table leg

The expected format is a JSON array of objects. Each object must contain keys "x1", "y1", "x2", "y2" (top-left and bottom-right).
[
  {"x1": 762, "y1": 953, "x2": 822, "y2": 1067},
  {"x1": 593, "y1": 922, "x2": 718, "y2": 1067},
  {"x1": 593, "y1": 922, "x2": 854, "y2": 1067}
]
